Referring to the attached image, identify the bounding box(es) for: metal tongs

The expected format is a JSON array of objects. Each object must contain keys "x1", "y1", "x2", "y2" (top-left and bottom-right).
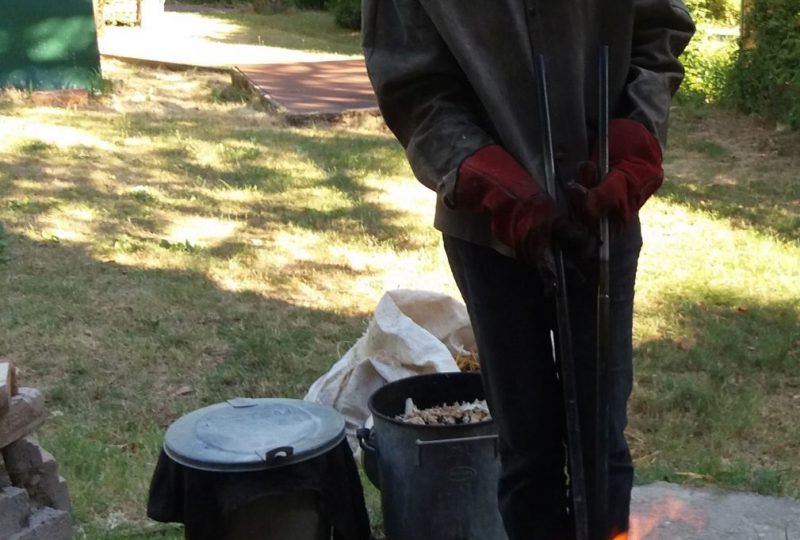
[{"x1": 535, "y1": 48, "x2": 612, "y2": 540}]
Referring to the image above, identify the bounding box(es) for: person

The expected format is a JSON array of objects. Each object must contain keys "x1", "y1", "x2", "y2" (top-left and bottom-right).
[{"x1": 361, "y1": 2, "x2": 695, "y2": 539}]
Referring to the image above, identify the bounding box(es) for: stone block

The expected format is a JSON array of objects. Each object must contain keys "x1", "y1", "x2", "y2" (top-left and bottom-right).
[
  {"x1": 0, "y1": 388, "x2": 46, "y2": 449},
  {"x1": 8, "y1": 506, "x2": 72, "y2": 540},
  {"x1": 3, "y1": 436, "x2": 70, "y2": 510},
  {"x1": 0, "y1": 454, "x2": 12, "y2": 488},
  {"x1": 0, "y1": 486, "x2": 30, "y2": 538},
  {"x1": 49, "y1": 476, "x2": 71, "y2": 512}
]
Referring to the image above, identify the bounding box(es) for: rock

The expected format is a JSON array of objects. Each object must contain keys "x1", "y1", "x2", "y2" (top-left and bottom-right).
[
  {"x1": 2, "y1": 436, "x2": 70, "y2": 511},
  {"x1": 8, "y1": 506, "x2": 72, "y2": 540},
  {"x1": 0, "y1": 388, "x2": 46, "y2": 449},
  {"x1": 0, "y1": 486, "x2": 30, "y2": 538}
]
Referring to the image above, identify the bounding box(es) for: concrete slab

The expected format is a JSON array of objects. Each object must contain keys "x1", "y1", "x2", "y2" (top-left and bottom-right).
[{"x1": 631, "y1": 482, "x2": 800, "y2": 539}]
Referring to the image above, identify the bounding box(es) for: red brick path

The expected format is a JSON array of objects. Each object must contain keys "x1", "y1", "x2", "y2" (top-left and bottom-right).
[{"x1": 235, "y1": 59, "x2": 377, "y2": 115}]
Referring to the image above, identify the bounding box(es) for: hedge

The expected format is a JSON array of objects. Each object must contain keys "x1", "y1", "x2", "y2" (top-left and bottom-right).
[{"x1": 732, "y1": 0, "x2": 800, "y2": 127}]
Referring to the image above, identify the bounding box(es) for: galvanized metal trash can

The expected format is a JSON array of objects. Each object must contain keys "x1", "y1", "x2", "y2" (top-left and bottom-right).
[
  {"x1": 359, "y1": 372, "x2": 508, "y2": 540},
  {"x1": 156, "y1": 397, "x2": 349, "y2": 540}
]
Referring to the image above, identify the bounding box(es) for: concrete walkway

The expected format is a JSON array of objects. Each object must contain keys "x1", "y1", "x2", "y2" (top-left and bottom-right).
[
  {"x1": 97, "y1": 11, "x2": 377, "y2": 117},
  {"x1": 631, "y1": 483, "x2": 799, "y2": 539}
]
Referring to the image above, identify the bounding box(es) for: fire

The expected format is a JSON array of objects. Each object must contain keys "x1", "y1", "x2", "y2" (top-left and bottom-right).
[{"x1": 611, "y1": 498, "x2": 705, "y2": 540}]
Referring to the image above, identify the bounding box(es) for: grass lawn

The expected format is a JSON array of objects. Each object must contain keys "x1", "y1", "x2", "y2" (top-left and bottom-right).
[
  {"x1": 1, "y1": 9, "x2": 798, "y2": 540},
  {"x1": 138, "y1": 6, "x2": 362, "y2": 56}
]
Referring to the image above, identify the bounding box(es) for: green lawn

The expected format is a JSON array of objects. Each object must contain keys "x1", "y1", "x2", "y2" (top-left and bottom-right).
[{"x1": 0, "y1": 9, "x2": 798, "y2": 539}]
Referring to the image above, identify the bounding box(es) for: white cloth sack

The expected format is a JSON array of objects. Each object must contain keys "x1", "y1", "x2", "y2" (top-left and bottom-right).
[{"x1": 304, "y1": 289, "x2": 475, "y2": 450}]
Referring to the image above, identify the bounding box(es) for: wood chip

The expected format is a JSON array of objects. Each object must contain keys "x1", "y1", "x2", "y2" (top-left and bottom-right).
[
  {"x1": 455, "y1": 349, "x2": 480, "y2": 372},
  {"x1": 395, "y1": 398, "x2": 491, "y2": 425}
]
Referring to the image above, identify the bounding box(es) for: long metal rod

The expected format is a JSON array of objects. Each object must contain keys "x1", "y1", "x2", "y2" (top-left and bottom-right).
[
  {"x1": 535, "y1": 54, "x2": 590, "y2": 540},
  {"x1": 595, "y1": 45, "x2": 611, "y2": 540}
]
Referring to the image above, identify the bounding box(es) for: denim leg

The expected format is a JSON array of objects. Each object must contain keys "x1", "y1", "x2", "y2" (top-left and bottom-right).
[
  {"x1": 444, "y1": 236, "x2": 570, "y2": 540},
  {"x1": 443, "y1": 221, "x2": 641, "y2": 540},
  {"x1": 568, "y1": 221, "x2": 642, "y2": 538}
]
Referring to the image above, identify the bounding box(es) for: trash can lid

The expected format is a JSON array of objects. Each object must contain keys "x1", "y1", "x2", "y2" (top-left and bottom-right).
[{"x1": 163, "y1": 398, "x2": 346, "y2": 472}]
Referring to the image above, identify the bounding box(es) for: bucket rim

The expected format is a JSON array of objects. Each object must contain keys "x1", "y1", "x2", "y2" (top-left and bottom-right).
[{"x1": 367, "y1": 372, "x2": 493, "y2": 429}]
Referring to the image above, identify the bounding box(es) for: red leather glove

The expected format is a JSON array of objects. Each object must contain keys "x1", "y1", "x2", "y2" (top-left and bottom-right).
[
  {"x1": 569, "y1": 119, "x2": 663, "y2": 232},
  {"x1": 455, "y1": 144, "x2": 594, "y2": 266}
]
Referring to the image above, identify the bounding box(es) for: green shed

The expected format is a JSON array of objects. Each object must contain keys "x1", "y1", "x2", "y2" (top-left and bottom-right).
[{"x1": 0, "y1": 0, "x2": 102, "y2": 91}]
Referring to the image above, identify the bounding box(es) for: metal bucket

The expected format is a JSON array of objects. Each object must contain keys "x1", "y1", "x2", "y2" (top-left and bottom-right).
[{"x1": 358, "y1": 372, "x2": 507, "y2": 540}]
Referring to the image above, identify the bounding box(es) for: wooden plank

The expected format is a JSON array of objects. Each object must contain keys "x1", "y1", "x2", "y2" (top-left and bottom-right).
[
  {"x1": 0, "y1": 389, "x2": 46, "y2": 450},
  {"x1": 0, "y1": 361, "x2": 17, "y2": 418}
]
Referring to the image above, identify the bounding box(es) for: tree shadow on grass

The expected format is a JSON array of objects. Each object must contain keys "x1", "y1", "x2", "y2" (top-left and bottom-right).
[
  {"x1": 658, "y1": 180, "x2": 800, "y2": 245},
  {"x1": 0, "y1": 108, "x2": 425, "y2": 252},
  {"x1": 185, "y1": 11, "x2": 363, "y2": 56},
  {"x1": 664, "y1": 108, "x2": 800, "y2": 244}
]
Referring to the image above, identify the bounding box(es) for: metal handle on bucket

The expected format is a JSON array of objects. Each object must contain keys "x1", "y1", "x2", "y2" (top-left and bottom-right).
[
  {"x1": 357, "y1": 428, "x2": 381, "y2": 489},
  {"x1": 261, "y1": 446, "x2": 294, "y2": 463},
  {"x1": 356, "y1": 428, "x2": 377, "y2": 454},
  {"x1": 415, "y1": 434, "x2": 499, "y2": 466}
]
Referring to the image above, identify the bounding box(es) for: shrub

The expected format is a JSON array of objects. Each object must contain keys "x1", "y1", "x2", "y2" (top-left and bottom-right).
[
  {"x1": 330, "y1": 0, "x2": 360, "y2": 29},
  {"x1": 252, "y1": 0, "x2": 289, "y2": 13},
  {"x1": 679, "y1": 24, "x2": 738, "y2": 105},
  {"x1": 292, "y1": 0, "x2": 327, "y2": 8},
  {"x1": 684, "y1": 0, "x2": 740, "y2": 23},
  {"x1": 730, "y1": 0, "x2": 800, "y2": 128}
]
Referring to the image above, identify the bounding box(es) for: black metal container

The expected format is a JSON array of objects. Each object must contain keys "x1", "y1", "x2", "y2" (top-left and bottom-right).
[
  {"x1": 161, "y1": 398, "x2": 345, "y2": 540},
  {"x1": 358, "y1": 372, "x2": 507, "y2": 540}
]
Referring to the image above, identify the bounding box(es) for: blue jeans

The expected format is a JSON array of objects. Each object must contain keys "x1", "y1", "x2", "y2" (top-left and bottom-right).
[{"x1": 443, "y1": 220, "x2": 642, "y2": 540}]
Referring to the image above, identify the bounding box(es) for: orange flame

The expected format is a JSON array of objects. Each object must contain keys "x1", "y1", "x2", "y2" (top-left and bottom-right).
[{"x1": 611, "y1": 498, "x2": 705, "y2": 540}]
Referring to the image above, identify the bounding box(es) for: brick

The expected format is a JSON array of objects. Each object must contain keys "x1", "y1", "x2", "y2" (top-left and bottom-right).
[
  {"x1": 30, "y1": 89, "x2": 90, "y2": 107},
  {"x1": 0, "y1": 486, "x2": 30, "y2": 538},
  {"x1": 0, "y1": 389, "x2": 46, "y2": 449},
  {"x1": 8, "y1": 507, "x2": 72, "y2": 540}
]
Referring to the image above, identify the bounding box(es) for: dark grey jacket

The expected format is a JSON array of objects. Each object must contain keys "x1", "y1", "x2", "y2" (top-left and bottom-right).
[{"x1": 363, "y1": 0, "x2": 695, "y2": 255}]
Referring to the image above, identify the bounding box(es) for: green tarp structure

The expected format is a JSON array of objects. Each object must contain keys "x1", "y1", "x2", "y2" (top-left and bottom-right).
[{"x1": 0, "y1": 0, "x2": 102, "y2": 91}]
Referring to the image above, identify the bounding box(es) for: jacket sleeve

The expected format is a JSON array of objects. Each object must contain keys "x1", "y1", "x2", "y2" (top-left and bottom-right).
[
  {"x1": 618, "y1": 0, "x2": 696, "y2": 148},
  {"x1": 362, "y1": 0, "x2": 494, "y2": 196}
]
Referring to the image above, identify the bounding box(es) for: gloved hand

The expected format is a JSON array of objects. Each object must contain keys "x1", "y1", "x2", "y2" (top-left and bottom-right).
[
  {"x1": 453, "y1": 144, "x2": 595, "y2": 267},
  {"x1": 568, "y1": 119, "x2": 663, "y2": 233}
]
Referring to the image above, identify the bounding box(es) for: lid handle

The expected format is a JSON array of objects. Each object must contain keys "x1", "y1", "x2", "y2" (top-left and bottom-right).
[{"x1": 261, "y1": 446, "x2": 294, "y2": 463}]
